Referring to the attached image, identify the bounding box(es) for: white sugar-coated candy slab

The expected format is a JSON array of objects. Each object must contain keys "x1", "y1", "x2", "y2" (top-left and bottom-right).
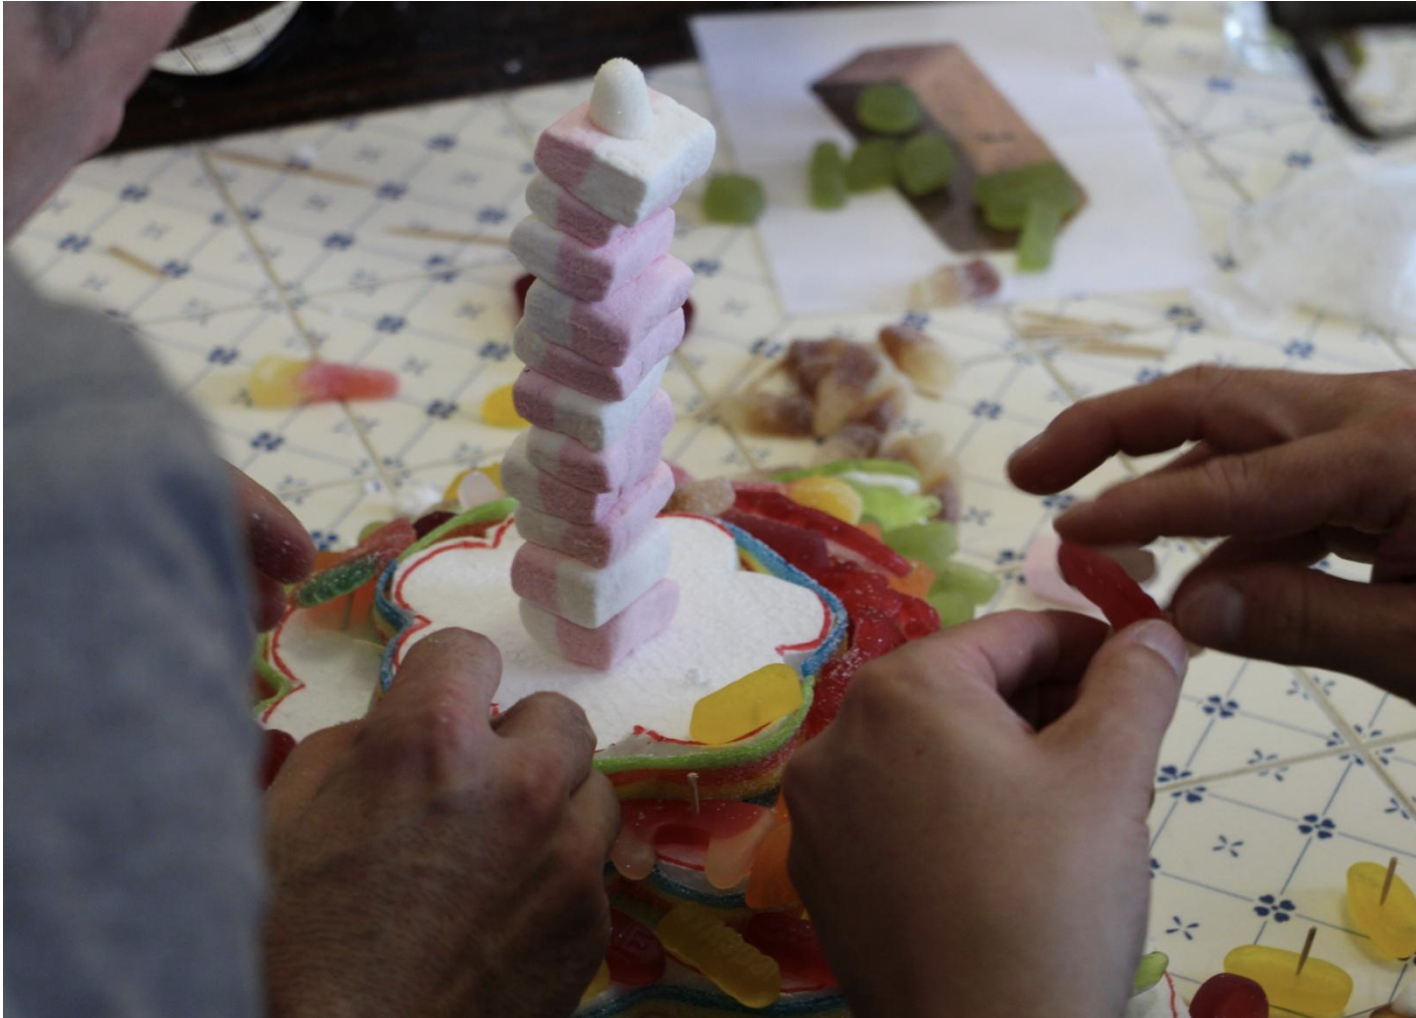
[{"x1": 263, "y1": 517, "x2": 828, "y2": 749}]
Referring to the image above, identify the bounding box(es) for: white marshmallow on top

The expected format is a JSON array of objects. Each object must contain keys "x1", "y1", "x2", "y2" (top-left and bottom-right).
[{"x1": 589, "y1": 58, "x2": 653, "y2": 140}]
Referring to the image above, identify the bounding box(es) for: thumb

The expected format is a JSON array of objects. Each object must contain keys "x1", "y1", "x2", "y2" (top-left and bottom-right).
[
  {"x1": 1045, "y1": 620, "x2": 1188, "y2": 776},
  {"x1": 1173, "y1": 564, "x2": 1416, "y2": 695}
]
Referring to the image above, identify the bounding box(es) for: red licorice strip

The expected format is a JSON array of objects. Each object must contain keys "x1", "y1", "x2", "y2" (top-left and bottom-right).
[
  {"x1": 733, "y1": 489, "x2": 911, "y2": 577},
  {"x1": 1056, "y1": 540, "x2": 1166, "y2": 630}
]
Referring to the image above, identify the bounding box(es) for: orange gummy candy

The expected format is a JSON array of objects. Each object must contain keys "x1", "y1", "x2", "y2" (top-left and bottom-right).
[
  {"x1": 887, "y1": 561, "x2": 935, "y2": 599},
  {"x1": 745, "y1": 822, "x2": 799, "y2": 909}
]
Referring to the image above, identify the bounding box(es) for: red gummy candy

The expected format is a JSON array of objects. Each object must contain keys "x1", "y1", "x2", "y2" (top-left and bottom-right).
[
  {"x1": 606, "y1": 909, "x2": 666, "y2": 987},
  {"x1": 413, "y1": 509, "x2": 456, "y2": 540},
  {"x1": 259, "y1": 728, "x2": 296, "y2": 790},
  {"x1": 897, "y1": 593, "x2": 941, "y2": 641},
  {"x1": 741, "y1": 912, "x2": 838, "y2": 990},
  {"x1": 619, "y1": 799, "x2": 770, "y2": 848},
  {"x1": 1056, "y1": 540, "x2": 1166, "y2": 631},
  {"x1": 852, "y1": 608, "x2": 904, "y2": 658},
  {"x1": 802, "y1": 648, "x2": 867, "y2": 740},
  {"x1": 733, "y1": 489, "x2": 911, "y2": 577},
  {"x1": 1189, "y1": 973, "x2": 1267, "y2": 1018},
  {"x1": 721, "y1": 509, "x2": 831, "y2": 575},
  {"x1": 514, "y1": 272, "x2": 535, "y2": 312}
]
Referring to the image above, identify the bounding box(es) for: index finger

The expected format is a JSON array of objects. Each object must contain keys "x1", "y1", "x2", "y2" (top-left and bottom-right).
[
  {"x1": 375, "y1": 627, "x2": 503, "y2": 734},
  {"x1": 229, "y1": 463, "x2": 316, "y2": 583}
]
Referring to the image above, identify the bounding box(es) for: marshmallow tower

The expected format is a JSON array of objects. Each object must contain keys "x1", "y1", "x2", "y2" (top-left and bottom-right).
[{"x1": 505, "y1": 59, "x2": 715, "y2": 669}]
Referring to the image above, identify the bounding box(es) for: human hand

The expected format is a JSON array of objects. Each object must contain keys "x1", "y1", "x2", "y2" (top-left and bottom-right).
[
  {"x1": 229, "y1": 465, "x2": 316, "y2": 630},
  {"x1": 786, "y1": 611, "x2": 1187, "y2": 1018},
  {"x1": 264, "y1": 629, "x2": 619, "y2": 1018},
  {"x1": 1008, "y1": 367, "x2": 1416, "y2": 695}
]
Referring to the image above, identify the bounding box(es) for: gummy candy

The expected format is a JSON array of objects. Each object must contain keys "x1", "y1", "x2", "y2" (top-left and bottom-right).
[
  {"x1": 741, "y1": 912, "x2": 837, "y2": 991},
  {"x1": 849, "y1": 385, "x2": 907, "y2": 434},
  {"x1": 665, "y1": 476, "x2": 736, "y2": 517},
  {"x1": 259, "y1": 728, "x2": 296, "y2": 790},
  {"x1": 774, "y1": 457, "x2": 919, "y2": 486},
  {"x1": 703, "y1": 173, "x2": 766, "y2": 225},
  {"x1": 1056, "y1": 540, "x2": 1166, "y2": 631},
  {"x1": 785, "y1": 476, "x2": 864, "y2": 525},
  {"x1": 809, "y1": 141, "x2": 848, "y2": 210},
  {"x1": 1224, "y1": 943, "x2": 1352, "y2": 1018},
  {"x1": 912, "y1": 258, "x2": 1002, "y2": 307},
  {"x1": 481, "y1": 383, "x2": 528, "y2": 428},
  {"x1": 856, "y1": 82, "x2": 921, "y2": 135},
  {"x1": 883, "y1": 521, "x2": 959, "y2": 572},
  {"x1": 1346, "y1": 861, "x2": 1416, "y2": 959},
  {"x1": 720, "y1": 509, "x2": 831, "y2": 575},
  {"x1": 607, "y1": 909, "x2": 666, "y2": 986},
  {"x1": 812, "y1": 345, "x2": 887, "y2": 436},
  {"x1": 1017, "y1": 198, "x2": 1063, "y2": 273},
  {"x1": 413, "y1": 509, "x2": 456, "y2": 540},
  {"x1": 784, "y1": 338, "x2": 852, "y2": 396},
  {"x1": 801, "y1": 648, "x2": 866, "y2": 740},
  {"x1": 879, "y1": 323, "x2": 955, "y2": 398},
  {"x1": 1132, "y1": 951, "x2": 1169, "y2": 995},
  {"x1": 896, "y1": 132, "x2": 957, "y2": 197},
  {"x1": 579, "y1": 960, "x2": 610, "y2": 1005},
  {"x1": 721, "y1": 391, "x2": 815, "y2": 438},
  {"x1": 853, "y1": 608, "x2": 906, "y2": 657},
  {"x1": 248, "y1": 355, "x2": 398, "y2": 407},
  {"x1": 745, "y1": 822, "x2": 799, "y2": 908},
  {"x1": 931, "y1": 560, "x2": 1001, "y2": 606},
  {"x1": 973, "y1": 161, "x2": 1079, "y2": 230},
  {"x1": 292, "y1": 518, "x2": 417, "y2": 608},
  {"x1": 733, "y1": 489, "x2": 912, "y2": 576},
  {"x1": 656, "y1": 902, "x2": 781, "y2": 1009},
  {"x1": 846, "y1": 139, "x2": 898, "y2": 191},
  {"x1": 927, "y1": 588, "x2": 975, "y2": 628},
  {"x1": 1189, "y1": 973, "x2": 1267, "y2": 1018},
  {"x1": 887, "y1": 561, "x2": 935, "y2": 599},
  {"x1": 613, "y1": 799, "x2": 774, "y2": 881},
  {"x1": 855, "y1": 485, "x2": 941, "y2": 533},
  {"x1": 896, "y1": 592, "x2": 941, "y2": 641},
  {"x1": 690, "y1": 663, "x2": 804, "y2": 745},
  {"x1": 816, "y1": 423, "x2": 883, "y2": 461}
]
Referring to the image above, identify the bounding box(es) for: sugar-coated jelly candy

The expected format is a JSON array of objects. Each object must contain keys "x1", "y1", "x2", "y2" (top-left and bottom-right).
[
  {"x1": 292, "y1": 518, "x2": 417, "y2": 608},
  {"x1": 801, "y1": 648, "x2": 866, "y2": 740},
  {"x1": 846, "y1": 138, "x2": 897, "y2": 191},
  {"x1": 720, "y1": 509, "x2": 831, "y2": 575},
  {"x1": 1346, "y1": 861, "x2": 1416, "y2": 959},
  {"x1": 248, "y1": 355, "x2": 399, "y2": 407},
  {"x1": 579, "y1": 960, "x2": 610, "y2": 1005},
  {"x1": 612, "y1": 799, "x2": 773, "y2": 882},
  {"x1": 481, "y1": 383, "x2": 528, "y2": 428},
  {"x1": 973, "y1": 161, "x2": 1079, "y2": 230},
  {"x1": 887, "y1": 561, "x2": 935, "y2": 599},
  {"x1": 897, "y1": 591, "x2": 941, "y2": 641},
  {"x1": 1224, "y1": 944, "x2": 1353, "y2": 1018},
  {"x1": 856, "y1": 82, "x2": 921, "y2": 135},
  {"x1": 665, "y1": 476, "x2": 736, "y2": 517},
  {"x1": 883, "y1": 521, "x2": 959, "y2": 572},
  {"x1": 741, "y1": 912, "x2": 837, "y2": 990},
  {"x1": 1057, "y1": 540, "x2": 1166, "y2": 631},
  {"x1": 786, "y1": 476, "x2": 864, "y2": 525},
  {"x1": 856, "y1": 485, "x2": 941, "y2": 532},
  {"x1": 656, "y1": 903, "x2": 781, "y2": 1009},
  {"x1": 897, "y1": 132, "x2": 957, "y2": 197},
  {"x1": 1017, "y1": 198, "x2": 1063, "y2": 273},
  {"x1": 1133, "y1": 952, "x2": 1169, "y2": 995},
  {"x1": 258, "y1": 728, "x2": 297, "y2": 790},
  {"x1": 606, "y1": 909, "x2": 666, "y2": 987},
  {"x1": 690, "y1": 664, "x2": 804, "y2": 745},
  {"x1": 928, "y1": 588, "x2": 975, "y2": 628},
  {"x1": 745, "y1": 822, "x2": 799, "y2": 908},
  {"x1": 734, "y1": 489, "x2": 912, "y2": 576},
  {"x1": 932, "y1": 560, "x2": 1000, "y2": 606},
  {"x1": 721, "y1": 391, "x2": 816, "y2": 437},
  {"x1": 1189, "y1": 973, "x2": 1268, "y2": 1018},
  {"x1": 912, "y1": 257, "x2": 1003, "y2": 307},
  {"x1": 809, "y1": 141, "x2": 848, "y2": 210},
  {"x1": 879, "y1": 323, "x2": 955, "y2": 398},
  {"x1": 703, "y1": 173, "x2": 766, "y2": 225}
]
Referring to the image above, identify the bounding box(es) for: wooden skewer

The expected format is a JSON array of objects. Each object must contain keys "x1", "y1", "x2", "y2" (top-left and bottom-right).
[
  {"x1": 106, "y1": 244, "x2": 167, "y2": 278},
  {"x1": 208, "y1": 148, "x2": 372, "y2": 188},
  {"x1": 687, "y1": 772, "x2": 701, "y2": 814},
  {"x1": 1295, "y1": 926, "x2": 1317, "y2": 977},
  {"x1": 1380, "y1": 856, "x2": 1399, "y2": 906},
  {"x1": 384, "y1": 225, "x2": 509, "y2": 246}
]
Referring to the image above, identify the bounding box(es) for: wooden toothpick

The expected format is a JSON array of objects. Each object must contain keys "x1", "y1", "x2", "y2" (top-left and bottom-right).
[
  {"x1": 687, "y1": 772, "x2": 701, "y2": 814},
  {"x1": 1380, "y1": 856, "x2": 1399, "y2": 906},
  {"x1": 1295, "y1": 926, "x2": 1317, "y2": 977}
]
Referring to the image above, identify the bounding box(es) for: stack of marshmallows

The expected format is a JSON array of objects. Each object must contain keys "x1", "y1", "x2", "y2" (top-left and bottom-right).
[{"x1": 503, "y1": 59, "x2": 716, "y2": 670}]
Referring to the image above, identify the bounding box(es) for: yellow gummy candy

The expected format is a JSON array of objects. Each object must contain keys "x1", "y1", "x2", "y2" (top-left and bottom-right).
[
  {"x1": 579, "y1": 960, "x2": 610, "y2": 1006},
  {"x1": 656, "y1": 902, "x2": 781, "y2": 1009},
  {"x1": 1347, "y1": 862, "x2": 1416, "y2": 959},
  {"x1": 481, "y1": 384, "x2": 528, "y2": 428},
  {"x1": 247, "y1": 355, "x2": 308, "y2": 407},
  {"x1": 442, "y1": 464, "x2": 503, "y2": 503},
  {"x1": 786, "y1": 476, "x2": 864, "y2": 525},
  {"x1": 1224, "y1": 944, "x2": 1353, "y2": 1018},
  {"x1": 690, "y1": 664, "x2": 803, "y2": 745}
]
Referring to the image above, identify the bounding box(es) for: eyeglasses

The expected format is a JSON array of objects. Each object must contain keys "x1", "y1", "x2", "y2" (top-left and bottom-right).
[
  {"x1": 149, "y1": 2, "x2": 348, "y2": 86},
  {"x1": 1267, "y1": 2, "x2": 1416, "y2": 142}
]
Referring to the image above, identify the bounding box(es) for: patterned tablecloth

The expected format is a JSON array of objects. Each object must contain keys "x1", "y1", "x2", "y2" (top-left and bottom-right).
[{"x1": 13, "y1": 4, "x2": 1413, "y2": 1013}]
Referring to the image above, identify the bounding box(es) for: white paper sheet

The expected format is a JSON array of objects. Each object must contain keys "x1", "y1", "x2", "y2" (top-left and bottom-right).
[{"x1": 691, "y1": 2, "x2": 1212, "y2": 313}]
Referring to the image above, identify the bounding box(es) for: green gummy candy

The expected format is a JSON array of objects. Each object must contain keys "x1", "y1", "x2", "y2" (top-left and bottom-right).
[
  {"x1": 930, "y1": 561, "x2": 1000, "y2": 606},
  {"x1": 928, "y1": 588, "x2": 976, "y2": 628},
  {"x1": 883, "y1": 521, "x2": 959, "y2": 572},
  {"x1": 1132, "y1": 952, "x2": 1169, "y2": 996},
  {"x1": 293, "y1": 553, "x2": 381, "y2": 608},
  {"x1": 773, "y1": 459, "x2": 920, "y2": 484},
  {"x1": 845, "y1": 139, "x2": 897, "y2": 191},
  {"x1": 856, "y1": 486, "x2": 941, "y2": 532},
  {"x1": 1017, "y1": 199, "x2": 1062, "y2": 273},
  {"x1": 973, "y1": 161, "x2": 1078, "y2": 230},
  {"x1": 401, "y1": 497, "x2": 518, "y2": 559},
  {"x1": 809, "y1": 141, "x2": 848, "y2": 210},
  {"x1": 856, "y1": 83, "x2": 921, "y2": 135},
  {"x1": 897, "y1": 133, "x2": 956, "y2": 197},
  {"x1": 703, "y1": 173, "x2": 766, "y2": 225},
  {"x1": 358, "y1": 519, "x2": 391, "y2": 542}
]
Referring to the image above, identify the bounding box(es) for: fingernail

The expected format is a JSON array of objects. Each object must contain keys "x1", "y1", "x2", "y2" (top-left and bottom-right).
[
  {"x1": 1055, "y1": 499, "x2": 1094, "y2": 527},
  {"x1": 1175, "y1": 582, "x2": 1243, "y2": 647},
  {"x1": 1125, "y1": 619, "x2": 1190, "y2": 680}
]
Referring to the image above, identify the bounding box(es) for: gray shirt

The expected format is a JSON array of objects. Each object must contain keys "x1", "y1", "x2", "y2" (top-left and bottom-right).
[{"x1": 4, "y1": 262, "x2": 264, "y2": 1017}]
